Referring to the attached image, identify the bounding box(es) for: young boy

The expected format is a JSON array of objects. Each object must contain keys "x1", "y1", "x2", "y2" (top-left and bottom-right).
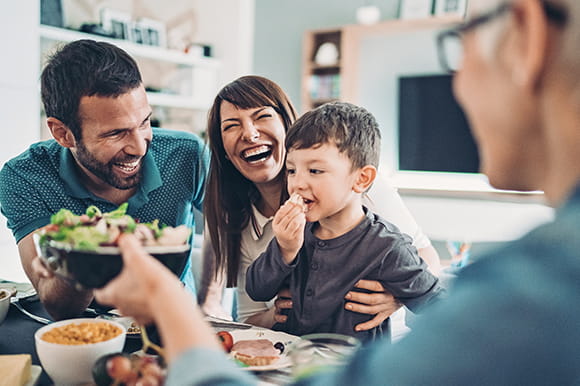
[{"x1": 246, "y1": 102, "x2": 444, "y2": 342}]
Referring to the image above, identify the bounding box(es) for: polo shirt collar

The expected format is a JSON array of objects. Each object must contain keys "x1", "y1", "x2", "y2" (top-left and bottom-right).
[
  {"x1": 250, "y1": 204, "x2": 273, "y2": 241},
  {"x1": 58, "y1": 148, "x2": 163, "y2": 207}
]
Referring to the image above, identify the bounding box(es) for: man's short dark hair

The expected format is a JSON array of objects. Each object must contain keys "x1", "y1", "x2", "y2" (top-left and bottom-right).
[
  {"x1": 41, "y1": 39, "x2": 143, "y2": 140},
  {"x1": 286, "y1": 101, "x2": 381, "y2": 170}
]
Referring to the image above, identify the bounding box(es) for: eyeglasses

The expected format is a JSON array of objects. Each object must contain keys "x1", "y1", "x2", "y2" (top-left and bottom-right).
[{"x1": 437, "y1": 1, "x2": 568, "y2": 73}]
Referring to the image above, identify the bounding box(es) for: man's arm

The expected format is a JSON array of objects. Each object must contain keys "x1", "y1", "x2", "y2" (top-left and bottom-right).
[{"x1": 18, "y1": 232, "x2": 93, "y2": 320}]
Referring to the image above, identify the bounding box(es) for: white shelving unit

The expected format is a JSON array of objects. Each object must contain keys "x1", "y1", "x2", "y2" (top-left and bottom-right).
[{"x1": 39, "y1": 25, "x2": 221, "y2": 124}]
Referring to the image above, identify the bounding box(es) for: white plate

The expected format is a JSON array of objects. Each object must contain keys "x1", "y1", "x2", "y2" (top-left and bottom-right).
[{"x1": 229, "y1": 329, "x2": 299, "y2": 372}]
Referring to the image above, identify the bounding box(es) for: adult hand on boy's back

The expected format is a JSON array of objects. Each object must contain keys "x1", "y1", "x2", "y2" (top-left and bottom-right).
[
  {"x1": 345, "y1": 280, "x2": 402, "y2": 331},
  {"x1": 272, "y1": 193, "x2": 306, "y2": 264}
]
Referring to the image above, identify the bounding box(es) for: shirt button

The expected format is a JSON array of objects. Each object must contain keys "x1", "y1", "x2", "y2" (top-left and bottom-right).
[
  {"x1": 306, "y1": 289, "x2": 313, "y2": 296},
  {"x1": 311, "y1": 262, "x2": 319, "y2": 270},
  {"x1": 317, "y1": 241, "x2": 326, "y2": 247}
]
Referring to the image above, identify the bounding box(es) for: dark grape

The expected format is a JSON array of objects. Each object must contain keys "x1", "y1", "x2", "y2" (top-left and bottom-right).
[{"x1": 274, "y1": 341, "x2": 285, "y2": 354}]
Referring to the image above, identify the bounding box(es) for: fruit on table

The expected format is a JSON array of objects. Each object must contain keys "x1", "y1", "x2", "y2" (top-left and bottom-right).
[
  {"x1": 92, "y1": 352, "x2": 165, "y2": 386},
  {"x1": 274, "y1": 341, "x2": 285, "y2": 354},
  {"x1": 216, "y1": 331, "x2": 234, "y2": 353}
]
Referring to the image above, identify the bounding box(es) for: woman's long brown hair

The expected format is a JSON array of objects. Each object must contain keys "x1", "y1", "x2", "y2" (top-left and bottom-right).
[{"x1": 204, "y1": 76, "x2": 298, "y2": 286}]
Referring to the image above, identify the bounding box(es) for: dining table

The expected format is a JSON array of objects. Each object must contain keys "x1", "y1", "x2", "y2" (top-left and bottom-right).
[{"x1": 0, "y1": 292, "x2": 294, "y2": 385}]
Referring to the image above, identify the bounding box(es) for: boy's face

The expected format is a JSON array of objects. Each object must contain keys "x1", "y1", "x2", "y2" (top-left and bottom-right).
[{"x1": 286, "y1": 142, "x2": 361, "y2": 223}]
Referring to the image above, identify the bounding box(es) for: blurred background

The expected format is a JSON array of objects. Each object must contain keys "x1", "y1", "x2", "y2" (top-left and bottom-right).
[{"x1": 0, "y1": 0, "x2": 553, "y2": 283}]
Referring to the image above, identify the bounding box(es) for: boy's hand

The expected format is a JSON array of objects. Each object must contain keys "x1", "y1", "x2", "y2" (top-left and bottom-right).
[{"x1": 273, "y1": 193, "x2": 306, "y2": 264}]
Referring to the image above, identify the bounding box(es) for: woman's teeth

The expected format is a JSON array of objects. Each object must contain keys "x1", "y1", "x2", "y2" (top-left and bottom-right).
[{"x1": 242, "y1": 145, "x2": 272, "y2": 163}]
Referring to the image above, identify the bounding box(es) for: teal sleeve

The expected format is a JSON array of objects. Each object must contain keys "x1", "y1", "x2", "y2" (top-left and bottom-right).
[{"x1": 166, "y1": 347, "x2": 258, "y2": 386}]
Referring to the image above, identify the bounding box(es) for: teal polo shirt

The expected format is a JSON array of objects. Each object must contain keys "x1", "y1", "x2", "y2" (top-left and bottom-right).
[{"x1": 0, "y1": 128, "x2": 209, "y2": 294}]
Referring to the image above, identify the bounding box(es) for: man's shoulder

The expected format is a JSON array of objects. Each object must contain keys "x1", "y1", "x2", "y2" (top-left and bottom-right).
[{"x1": 1, "y1": 139, "x2": 61, "y2": 175}]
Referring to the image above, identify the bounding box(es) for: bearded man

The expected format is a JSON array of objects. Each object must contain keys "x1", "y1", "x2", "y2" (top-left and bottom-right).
[{"x1": 0, "y1": 40, "x2": 209, "y2": 320}]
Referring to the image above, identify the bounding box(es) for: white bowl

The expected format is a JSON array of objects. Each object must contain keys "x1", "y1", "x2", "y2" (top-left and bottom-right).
[
  {"x1": 35, "y1": 318, "x2": 126, "y2": 385},
  {"x1": 0, "y1": 289, "x2": 10, "y2": 324}
]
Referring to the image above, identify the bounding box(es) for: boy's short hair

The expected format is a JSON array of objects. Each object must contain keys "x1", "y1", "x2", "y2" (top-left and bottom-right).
[{"x1": 286, "y1": 102, "x2": 381, "y2": 169}]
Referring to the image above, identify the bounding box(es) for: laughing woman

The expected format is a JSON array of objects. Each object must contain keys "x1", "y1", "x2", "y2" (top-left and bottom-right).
[{"x1": 200, "y1": 75, "x2": 440, "y2": 330}]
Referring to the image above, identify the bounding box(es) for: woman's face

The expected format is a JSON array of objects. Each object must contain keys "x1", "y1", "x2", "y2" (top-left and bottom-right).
[{"x1": 219, "y1": 101, "x2": 287, "y2": 185}]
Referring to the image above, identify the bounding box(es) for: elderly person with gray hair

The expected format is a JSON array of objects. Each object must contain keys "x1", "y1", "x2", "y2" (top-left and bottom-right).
[{"x1": 95, "y1": 0, "x2": 580, "y2": 384}]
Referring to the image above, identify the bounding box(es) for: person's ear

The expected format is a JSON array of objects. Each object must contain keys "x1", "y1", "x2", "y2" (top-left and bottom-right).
[
  {"x1": 47, "y1": 117, "x2": 76, "y2": 148},
  {"x1": 506, "y1": 0, "x2": 549, "y2": 90},
  {"x1": 353, "y1": 165, "x2": 377, "y2": 193}
]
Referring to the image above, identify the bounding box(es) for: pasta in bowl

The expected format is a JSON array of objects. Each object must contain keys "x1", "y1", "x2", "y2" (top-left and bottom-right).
[{"x1": 35, "y1": 318, "x2": 127, "y2": 385}]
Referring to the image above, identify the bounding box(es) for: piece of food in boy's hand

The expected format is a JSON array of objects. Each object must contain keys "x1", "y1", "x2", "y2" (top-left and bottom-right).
[{"x1": 288, "y1": 193, "x2": 306, "y2": 212}]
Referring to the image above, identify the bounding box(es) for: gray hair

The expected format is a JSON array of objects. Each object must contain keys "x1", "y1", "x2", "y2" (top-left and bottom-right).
[
  {"x1": 559, "y1": 0, "x2": 580, "y2": 77},
  {"x1": 470, "y1": 0, "x2": 580, "y2": 86},
  {"x1": 469, "y1": 0, "x2": 512, "y2": 61}
]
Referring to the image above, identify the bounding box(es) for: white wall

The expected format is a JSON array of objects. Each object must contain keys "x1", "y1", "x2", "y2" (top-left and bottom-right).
[
  {"x1": 0, "y1": 3, "x2": 40, "y2": 162},
  {"x1": 194, "y1": 0, "x2": 255, "y2": 87},
  {"x1": 0, "y1": 2, "x2": 40, "y2": 282}
]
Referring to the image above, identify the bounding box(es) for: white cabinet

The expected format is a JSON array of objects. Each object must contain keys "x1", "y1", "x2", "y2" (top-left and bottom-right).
[{"x1": 39, "y1": 25, "x2": 221, "y2": 135}]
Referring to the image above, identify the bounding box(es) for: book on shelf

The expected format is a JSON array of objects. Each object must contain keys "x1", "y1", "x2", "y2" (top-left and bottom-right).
[{"x1": 308, "y1": 74, "x2": 340, "y2": 101}]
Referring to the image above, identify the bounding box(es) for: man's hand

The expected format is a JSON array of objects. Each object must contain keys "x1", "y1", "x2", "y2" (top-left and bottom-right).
[
  {"x1": 272, "y1": 193, "x2": 306, "y2": 264},
  {"x1": 344, "y1": 279, "x2": 401, "y2": 332},
  {"x1": 30, "y1": 254, "x2": 55, "y2": 279},
  {"x1": 18, "y1": 233, "x2": 94, "y2": 320}
]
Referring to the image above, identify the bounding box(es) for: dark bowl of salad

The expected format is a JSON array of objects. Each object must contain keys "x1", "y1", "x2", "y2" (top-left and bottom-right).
[{"x1": 35, "y1": 204, "x2": 192, "y2": 289}]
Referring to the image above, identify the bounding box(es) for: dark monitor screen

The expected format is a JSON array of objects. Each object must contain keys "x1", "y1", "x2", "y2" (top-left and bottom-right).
[{"x1": 398, "y1": 74, "x2": 479, "y2": 174}]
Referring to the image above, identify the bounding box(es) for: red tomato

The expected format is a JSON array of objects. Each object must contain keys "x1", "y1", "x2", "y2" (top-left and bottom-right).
[
  {"x1": 43, "y1": 224, "x2": 60, "y2": 233},
  {"x1": 216, "y1": 331, "x2": 234, "y2": 352}
]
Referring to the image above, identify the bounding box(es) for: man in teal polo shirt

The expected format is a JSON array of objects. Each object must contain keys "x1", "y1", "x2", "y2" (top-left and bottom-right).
[{"x1": 0, "y1": 39, "x2": 209, "y2": 320}]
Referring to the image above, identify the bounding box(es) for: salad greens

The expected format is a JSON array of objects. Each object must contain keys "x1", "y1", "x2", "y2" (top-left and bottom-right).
[{"x1": 38, "y1": 203, "x2": 190, "y2": 251}]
